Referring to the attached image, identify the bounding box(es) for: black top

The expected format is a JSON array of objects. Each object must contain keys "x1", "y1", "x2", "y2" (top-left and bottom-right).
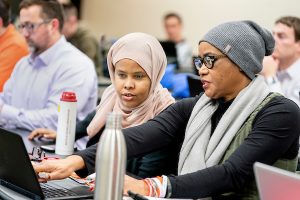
[
  {"x1": 74, "y1": 110, "x2": 97, "y2": 143},
  {"x1": 75, "y1": 94, "x2": 300, "y2": 199},
  {"x1": 75, "y1": 111, "x2": 179, "y2": 178}
]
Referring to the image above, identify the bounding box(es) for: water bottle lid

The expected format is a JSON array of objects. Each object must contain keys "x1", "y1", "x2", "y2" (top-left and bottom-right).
[{"x1": 61, "y1": 92, "x2": 77, "y2": 102}]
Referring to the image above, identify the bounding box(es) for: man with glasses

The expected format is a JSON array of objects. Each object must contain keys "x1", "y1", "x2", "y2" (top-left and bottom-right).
[
  {"x1": 0, "y1": 0, "x2": 98, "y2": 131},
  {"x1": 0, "y1": 0, "x2": 29, "y2": 92},
  {"x1": 262, "y1": 16, "x2": 300, "y2": 170}
]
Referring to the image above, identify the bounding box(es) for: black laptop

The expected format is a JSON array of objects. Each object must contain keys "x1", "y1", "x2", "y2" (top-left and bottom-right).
[
  {"x1": 0, "y1": 128, "x2": 93, "y2": 200},
  {"x1": 159, "y1": 40, "x2": 178, "y2": 68}
]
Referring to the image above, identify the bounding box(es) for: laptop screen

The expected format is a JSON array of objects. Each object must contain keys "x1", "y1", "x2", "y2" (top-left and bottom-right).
[
  {"x1": 0, "y1": 128, "x2": 44, "y2": 198},
  {"x1": 254, "y1": 162, "x2": 300, "y2": 200},
  {"x1": 159, "y1": 41, "x2": 178, "y2": 68}
]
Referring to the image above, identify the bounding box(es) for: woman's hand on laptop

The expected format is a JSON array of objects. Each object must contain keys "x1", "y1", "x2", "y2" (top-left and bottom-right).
[
  {"x1": 28, "y1": 128, "x2": 57, "y2": 140},
  {"x1": 33, "y1": 155, "x2": 86, "y2": 182},
  {"x1": 123, "y1": 175, "x2": 148, "y2": 196}
]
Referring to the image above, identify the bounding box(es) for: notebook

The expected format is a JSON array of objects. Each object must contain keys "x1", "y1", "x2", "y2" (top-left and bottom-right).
[
  {"x1": 0, "y1": 128, "x2": 93, "y2": 200},
  {"x1": 254, "y1": 162, "x2": 300, "y2": 200}
]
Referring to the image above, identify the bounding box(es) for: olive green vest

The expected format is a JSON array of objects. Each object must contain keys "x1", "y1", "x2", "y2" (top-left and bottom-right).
[{"x1": 217, "y1": 93, "x2": 298, "y2": 200}]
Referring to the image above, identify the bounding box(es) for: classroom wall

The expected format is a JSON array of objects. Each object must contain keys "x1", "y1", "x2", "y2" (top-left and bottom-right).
[{"x1": 81, "y1": 0, "x2": 300, "y2": 54}]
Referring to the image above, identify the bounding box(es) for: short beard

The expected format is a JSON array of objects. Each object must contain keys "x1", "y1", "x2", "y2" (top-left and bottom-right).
[{"x1": 28, "y1": 43, "x2": 41, "y2": 57}]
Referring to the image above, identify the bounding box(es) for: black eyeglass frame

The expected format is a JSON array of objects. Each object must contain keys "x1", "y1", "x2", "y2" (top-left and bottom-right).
[{"x1": 194, "y1": 54, "x2": 227, "y2": 70}]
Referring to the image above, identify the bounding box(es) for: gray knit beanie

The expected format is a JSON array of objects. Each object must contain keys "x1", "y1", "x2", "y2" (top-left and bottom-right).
[{"x1": 199, "y1": 20, "x2": 275, "y2": 79}]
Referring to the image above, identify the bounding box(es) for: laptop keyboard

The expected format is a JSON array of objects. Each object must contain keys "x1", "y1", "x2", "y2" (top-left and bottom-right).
[{"x1": 40, "y1": 183, "x2": 77, "y2": 198}]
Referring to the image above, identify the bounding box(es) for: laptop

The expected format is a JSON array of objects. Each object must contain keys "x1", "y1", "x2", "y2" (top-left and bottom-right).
[
  {"x1": 254, "y1": 162, "x2": 300, "y2": 200},
  {"x1": 0, "y1": 128, "x2": 93, "y2": 200},
  {"x1": 159, "y1": 41, "x2": 178, "y2": 68}
]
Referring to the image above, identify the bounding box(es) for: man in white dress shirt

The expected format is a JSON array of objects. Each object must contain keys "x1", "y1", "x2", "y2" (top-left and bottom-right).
[
  {"x1": 262, "y1": 16, "x2": 300, "y2": 169},
  {"x1": 262, "y1": 16, "x2": 300, "y2": 107},
  {"x1": 0, "y1": 0, "x2": 97, "y2": 131}
]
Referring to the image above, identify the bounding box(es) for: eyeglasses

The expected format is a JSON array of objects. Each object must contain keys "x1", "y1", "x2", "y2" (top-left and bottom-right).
[
  {"x1": 29, "y1": 146, "x2": 60, "y2": 162},
  {"x1": 194, "y1": 54, "x2": 227, "y2": 70},
  {"x1": 29, "y1": 147, "x2": 45, "y2": 162},
  {"x1": 18, "y1": 20, "x2": 51, "y2": 34}
]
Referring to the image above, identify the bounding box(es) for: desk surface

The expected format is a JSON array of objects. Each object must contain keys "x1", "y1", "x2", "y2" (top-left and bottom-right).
[
  {"x1": 9, "y1": 128, "x2": 66, "y2": 158},
  {"x1": 10, "y1": 129, "x2": 53, "y2": 149},
  {"x1": 0, "y1": 184, "x2": 135, "y2": 200}
]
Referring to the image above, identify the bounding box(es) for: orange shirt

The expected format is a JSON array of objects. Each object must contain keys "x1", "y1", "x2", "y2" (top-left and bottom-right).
[{"x1": 0, "y1": 24, "x2": 29, "y2": 91}]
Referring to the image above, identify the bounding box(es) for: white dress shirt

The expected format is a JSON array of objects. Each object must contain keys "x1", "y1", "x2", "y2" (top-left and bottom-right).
[
  {"x1": 266, "y1": 59, "x2": 300, "y2": 108},
  {"x1": 0, "y1": 36, "x2": 98, "y2": 131}
]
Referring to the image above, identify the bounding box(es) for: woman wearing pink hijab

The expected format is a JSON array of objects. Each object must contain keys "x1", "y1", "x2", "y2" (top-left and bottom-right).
[
  {"x1": 29, "y1": 32, "x2": 176, "y2": 177},
  {"x1": 87, "y1": 32, "x2": 175, "y2": 138}
]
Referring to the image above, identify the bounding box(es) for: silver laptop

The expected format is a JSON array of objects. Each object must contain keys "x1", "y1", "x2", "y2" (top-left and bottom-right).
[
  {"x1": 0, "y1": 128, "x2": 93, "y2": 200},
  {"x1": 254, "y1": 162, "x2": 300, "y2": 200}
]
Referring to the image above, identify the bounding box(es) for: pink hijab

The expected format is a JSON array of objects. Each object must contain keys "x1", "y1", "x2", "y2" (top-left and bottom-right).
[{"x1": 87, "y1": 32, "x2": 175, "y2": 137}]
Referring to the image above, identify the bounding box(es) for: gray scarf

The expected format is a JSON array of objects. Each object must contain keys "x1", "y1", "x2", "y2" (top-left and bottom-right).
[{"x1": 178, "y1": 76, "x2": 270, "y2": 177}]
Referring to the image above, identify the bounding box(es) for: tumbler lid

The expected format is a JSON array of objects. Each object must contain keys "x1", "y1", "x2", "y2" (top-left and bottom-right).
[{"x1": 61, "y1": 92, "x2": 77, "y2": 102}]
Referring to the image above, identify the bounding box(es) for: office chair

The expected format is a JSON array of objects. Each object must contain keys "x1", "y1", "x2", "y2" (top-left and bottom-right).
[{"x1": 187, "y1": 74, "x2": 204, "y2": 97}]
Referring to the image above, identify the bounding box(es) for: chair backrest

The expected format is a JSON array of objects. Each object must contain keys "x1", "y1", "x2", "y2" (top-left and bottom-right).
[
  {"x1": 172, "y1": 73, "x2": 190, "y2": 99},
  {"x1": 187, "y1": 74, "x2": 204, "y2": 97},
  {"x1": 161, "y1": 64, "x2": 176, "y2": 90}
]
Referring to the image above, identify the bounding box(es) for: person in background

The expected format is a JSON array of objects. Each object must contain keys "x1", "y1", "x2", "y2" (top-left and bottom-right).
[
  {"x1": 61, "y1": 3, "x2": 102, "y2": 76},
  {"x1": 29, "y1": 32, "x2": 178, "y2": 178},
  {"x1": 0, "y1": 0, "x2": 29, "y2": 92},
  {"x1": 163, "y1": 12, "x2": 192, "y2": 71},
  {"x1": 33, "y1": 20, "x2": 300, "y2": 199},
  {"x1": 261, "y1": 16, "x2": 300, "y2": 170},
  {"x1": 262, "y1": 16, "x2": 300, "y2": 107},
  {"x1": 0, "y1": 0, "x2": 97, "y2": 131}
]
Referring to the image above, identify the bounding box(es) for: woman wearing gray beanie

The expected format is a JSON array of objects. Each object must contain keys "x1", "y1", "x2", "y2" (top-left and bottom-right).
[{"x1": 34, "y1": 21, "x2": 300, "y2": 199}]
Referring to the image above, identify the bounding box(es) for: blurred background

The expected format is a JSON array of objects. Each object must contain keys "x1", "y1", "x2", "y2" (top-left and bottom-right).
[
  {"x1": 9, "y1": 0, "x2": 300, "y2": 98},
  {"x1": 10, "y1": 0, "x2": 300, "y2": 54},
  {"x1": 79, "y1": 0, "x2": 300, "y2": 54}
]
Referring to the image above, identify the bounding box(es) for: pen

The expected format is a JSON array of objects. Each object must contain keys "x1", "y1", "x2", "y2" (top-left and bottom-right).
[
  {"x1": 68, "y1": 176, "x2": 86, "y2": 185},
  {"x1": 127, "y1": 190, "x2": 149, "y2": 200}
]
